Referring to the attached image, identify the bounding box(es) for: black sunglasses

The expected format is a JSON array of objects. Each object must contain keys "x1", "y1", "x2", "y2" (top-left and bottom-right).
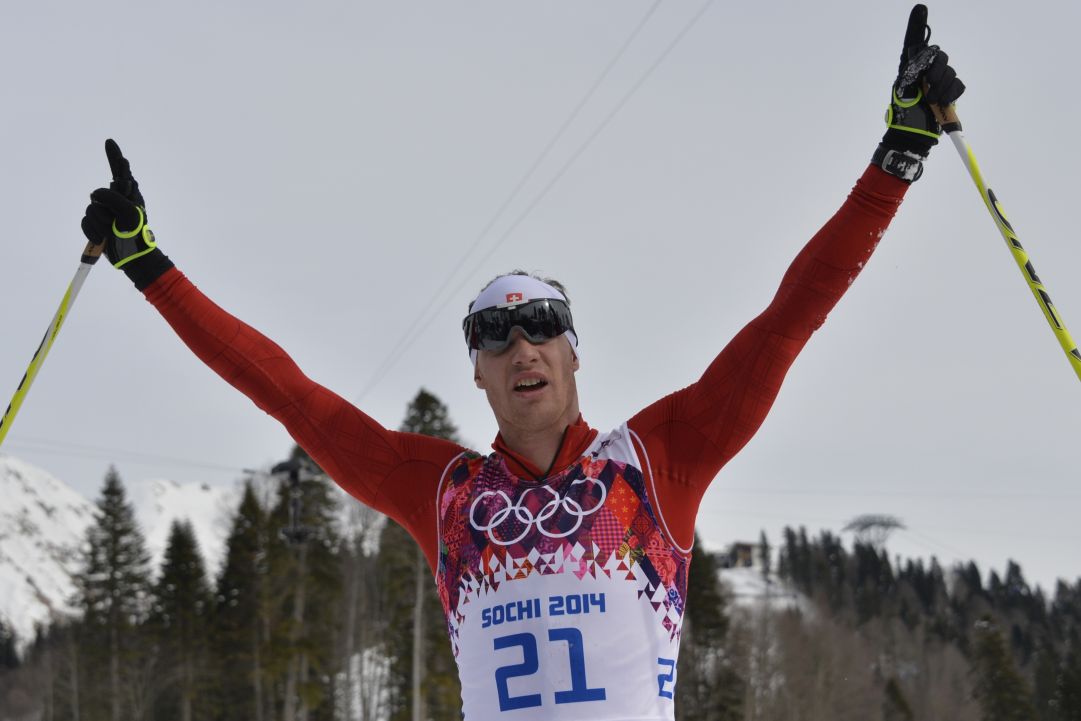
[{"x1": 463, "y1": 298, "x2": 575, "y2": 353}]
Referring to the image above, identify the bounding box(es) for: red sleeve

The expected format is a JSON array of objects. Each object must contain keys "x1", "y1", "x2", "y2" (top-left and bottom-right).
[
  {"x1": 628, "y1": 166, "x2": 909, "y2": 551},
  {"x1": 142, "y1": 268, "x2": 464, "y2": 569}
]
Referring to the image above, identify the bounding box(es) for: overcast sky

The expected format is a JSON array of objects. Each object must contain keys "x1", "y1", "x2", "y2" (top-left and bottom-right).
[{"x1": 2, "y1": 0, "x2": 1078, "y2": 592}]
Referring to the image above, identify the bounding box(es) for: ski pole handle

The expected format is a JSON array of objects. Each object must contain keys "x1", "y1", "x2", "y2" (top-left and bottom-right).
[
  {"x1": 80, "y1": 239, "x2": 106, "y2": 264},
  {"x1": 929, "y1": 101, "x2": 960, "y2": 130}
]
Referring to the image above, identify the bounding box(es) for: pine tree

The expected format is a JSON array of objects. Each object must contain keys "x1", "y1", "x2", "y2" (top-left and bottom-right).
[
  {"x1": 883, "y1": 677, "x2": 915, "y2": 721},
  {"x1": 71, "y1": 466, "x2": 153, "y2": 721},
  {"x1": 853, "y1": 541, "x2": 894, "y2": 622},
  {"x1": 778, "y1": 526, "x2": 797, "y2": 581},
  {"x1": 150, "y1": 520, "x2": 213, "y2": 721},
  {"x1": 0, "y1": 620, "x2": 21, "y2": 721},
  {"x1": 1031, "y1": 642, "x2": 1062, "y2": 721},
  {"x1": 264, "y1": 449, "x2": 343, "y2": 721},
  {"x1": 377, "y1": 388, "x2": 461, "y2": 721},
  {"x1": 797, "y1": 527, "x2": 813, "y2": 595},
  {"x1": 399, "y1": 388, "x2": 460, "y2": 443},
  {"x1": 675, "y1": 536, "x2": 742, "y2": 721},
  {"x1": 212, "y1": 481, "x2": 271, "y2": 721},
  {"x1": 1055, "y1": 638, "x2": 1081, "y2": 721},
  {"x1": 337, "y1": 501, "x2": 390, "y2": 721},
  {"x1": 953, "y1": 562, "x2": 991, "y2": 653},
  {"x1": 0, "y1": 619, "x2": 17, "y2": 670},
  {"x1": 0, "y1": 622, "x2": 89, "y2": 721},
  {"x1": 377, "y1": 519, "x2": 423, "y2": 721},
  {"x1": 972, "y1": 617, "x2": 1037, "y2": 721},
  {"x1": 758, "y1": 530, "x2": 771, "y2": 584}
]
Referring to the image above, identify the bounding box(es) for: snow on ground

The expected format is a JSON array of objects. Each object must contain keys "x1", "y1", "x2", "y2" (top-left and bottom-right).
[
  {"x1": 719, "y1": 565, "x2": 813, "y2": 615},
  {"x1": 0, "y1": 454, "x2": 96, "y2": 645}
]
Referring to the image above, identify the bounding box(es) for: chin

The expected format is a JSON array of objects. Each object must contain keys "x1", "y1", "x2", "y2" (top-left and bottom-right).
[{"x1": 503, "y1": 400, "x2": 560, "y2": 429}]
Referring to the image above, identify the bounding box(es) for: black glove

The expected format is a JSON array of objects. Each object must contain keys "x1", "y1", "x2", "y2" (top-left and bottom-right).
[
  {"x1": 873, "y1": 4, "x2": 966, "y2": 182},
  {"x1": 81, "y1": 139, "x2": 174, "y2": 290}
]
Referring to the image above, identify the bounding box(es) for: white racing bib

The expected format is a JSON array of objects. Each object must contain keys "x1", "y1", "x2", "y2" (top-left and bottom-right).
[{"x1": 435, "y1": 426, "x2": 688, "y2": 720}]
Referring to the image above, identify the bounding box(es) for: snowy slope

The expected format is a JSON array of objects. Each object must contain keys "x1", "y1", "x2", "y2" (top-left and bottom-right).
[
  {"x1": 0, "y1": 454, "x2": 241, "y2": 648},
  {"x1": 0, "y1": 454, "x2": 96, "y2": 645},
  {"x1": 719, "y1": 565, "x2": 812, "y2": 614},
  {"x1": 126, "y1": 477, "x2": 240, "y2": 579}
]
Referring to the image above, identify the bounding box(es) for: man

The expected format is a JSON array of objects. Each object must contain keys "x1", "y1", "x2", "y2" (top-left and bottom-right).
[{"x1": 80, "y1": 6, "x2": 962, "y2": 719}]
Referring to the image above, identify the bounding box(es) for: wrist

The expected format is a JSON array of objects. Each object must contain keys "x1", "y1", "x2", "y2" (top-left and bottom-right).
[
  {"x1": 871, "y1": 144, "x2": 925, "y2": 183},
  {"x1": 122, "y1": 248, "x2": 175, "y2": 291},
  {"x1": 880, "y1": 126, "x2": 935, "y2": 158}
]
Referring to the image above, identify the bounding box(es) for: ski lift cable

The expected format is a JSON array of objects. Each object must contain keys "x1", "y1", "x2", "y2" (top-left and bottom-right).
[
  {"x1": 355, "y1": 0, "x2": 717, "y2": 401},
  {"x1": 894, "y1": 530, "x2": 973, "y2": 566},
  {"x1": 353, "y1": 0, "x2": 665, "y2": 404},
  {"x1": 899, "y1": 527, "x2": 970, "y2": 560},
  {"x1": 3, "y1": 436, "x2": 249, "y2": 474},
  {"x1": 354, "y1": 0, "x2": 661, "y2": 399}
]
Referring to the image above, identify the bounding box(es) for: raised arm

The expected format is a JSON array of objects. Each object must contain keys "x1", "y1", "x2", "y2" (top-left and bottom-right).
[
  {"x1": 80, "y1": 141, "x2": 463, "y2": 568},
  {"x1": 628, "y1": 5, "x2": 964, "y2": 551}
]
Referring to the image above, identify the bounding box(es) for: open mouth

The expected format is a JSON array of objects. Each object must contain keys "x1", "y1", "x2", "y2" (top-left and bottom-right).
[{"x1": 514, "y1": 378, "x2": 548, "y2": 393}]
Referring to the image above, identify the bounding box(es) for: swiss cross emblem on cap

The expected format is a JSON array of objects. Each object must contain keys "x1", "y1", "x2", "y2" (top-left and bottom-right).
[{"x1": 505, "y1": 292, "x2": 524, "y2": 303}]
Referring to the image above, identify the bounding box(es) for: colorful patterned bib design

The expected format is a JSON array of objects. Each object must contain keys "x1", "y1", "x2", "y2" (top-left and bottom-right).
[{"x1": 435, "y1": 425, "x2": 689, "y2": 720}]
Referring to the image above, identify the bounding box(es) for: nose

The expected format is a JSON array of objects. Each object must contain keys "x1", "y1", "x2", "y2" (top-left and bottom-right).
[{"x1": 506, "y1": 327, "x2": 540, "y2": 364}]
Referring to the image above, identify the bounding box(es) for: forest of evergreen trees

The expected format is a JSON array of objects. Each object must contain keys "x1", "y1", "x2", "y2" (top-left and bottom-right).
[
  {"x1": 758, "y1": 526, "x2": 1081, "y2": 720},
  {"x1": 0, "y1": 390, "x2": 459, "y2": 721},
  {"x1": 0, "y1": 389, "x2": 1079, "y2": 720}
]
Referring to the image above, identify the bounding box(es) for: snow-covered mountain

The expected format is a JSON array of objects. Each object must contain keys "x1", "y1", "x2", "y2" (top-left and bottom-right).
[
  {"x1": 127, "y1": 475, "x2": 241, "y2": 579},
  {"x1": 0, "y1": 454, "x2": 240, "y2": 648},
  {"x1": 0, "y1": 455, "x2": 96, "y2": 648}
]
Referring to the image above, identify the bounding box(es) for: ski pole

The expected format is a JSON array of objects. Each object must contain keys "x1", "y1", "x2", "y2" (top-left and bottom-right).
[
  {"x1": 931, "y1": 102, "x2": 1081, "y2": 382},
  {"x1": 0, "y1": 241, "x2": 105, "y2": 447}
]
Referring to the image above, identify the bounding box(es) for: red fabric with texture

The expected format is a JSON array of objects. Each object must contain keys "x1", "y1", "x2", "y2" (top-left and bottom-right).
[
  {"x1": 628, "y1": 166, "x2": 908, "y2": 551},
  {"x1": 143, "y1": 271, "x2": 464, "y2": 569}
]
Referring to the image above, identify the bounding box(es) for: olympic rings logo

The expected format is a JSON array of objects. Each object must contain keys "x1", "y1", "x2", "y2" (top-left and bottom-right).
[{"x1": 468, "y1": 477, "x2": 607, "y2": 546}]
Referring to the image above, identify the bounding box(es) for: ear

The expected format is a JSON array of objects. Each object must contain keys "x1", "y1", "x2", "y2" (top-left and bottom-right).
[
  {"x1": 567, "y1": 336, "x2": 580, "y2": 372},
  {"x1": 474, "y1": 365, "x2": 485, "y2": 389}
]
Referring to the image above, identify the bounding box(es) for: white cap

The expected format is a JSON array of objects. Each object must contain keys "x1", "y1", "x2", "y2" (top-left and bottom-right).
[{"x1": 467, "y1": 274, "x2": 578, "y2": 365}]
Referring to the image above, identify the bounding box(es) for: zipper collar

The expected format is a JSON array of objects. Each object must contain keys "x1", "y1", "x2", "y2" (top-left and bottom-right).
[{"x1": 492, "y1": 415, "x2": 598, "y2": 482}]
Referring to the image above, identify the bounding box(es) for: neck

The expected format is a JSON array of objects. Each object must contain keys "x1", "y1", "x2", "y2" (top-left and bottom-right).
[{"x1": 497, "y1": 421, "x2": 571, "y2": 476}]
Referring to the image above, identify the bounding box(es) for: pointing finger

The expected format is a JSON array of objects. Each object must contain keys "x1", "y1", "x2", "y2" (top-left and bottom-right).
[
  {"x1": 904, "y1": 4, "x2": 929, "y2": 51},
  {"x1": 105, "y1": 138, "x2": 131, "y2": 184}
]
